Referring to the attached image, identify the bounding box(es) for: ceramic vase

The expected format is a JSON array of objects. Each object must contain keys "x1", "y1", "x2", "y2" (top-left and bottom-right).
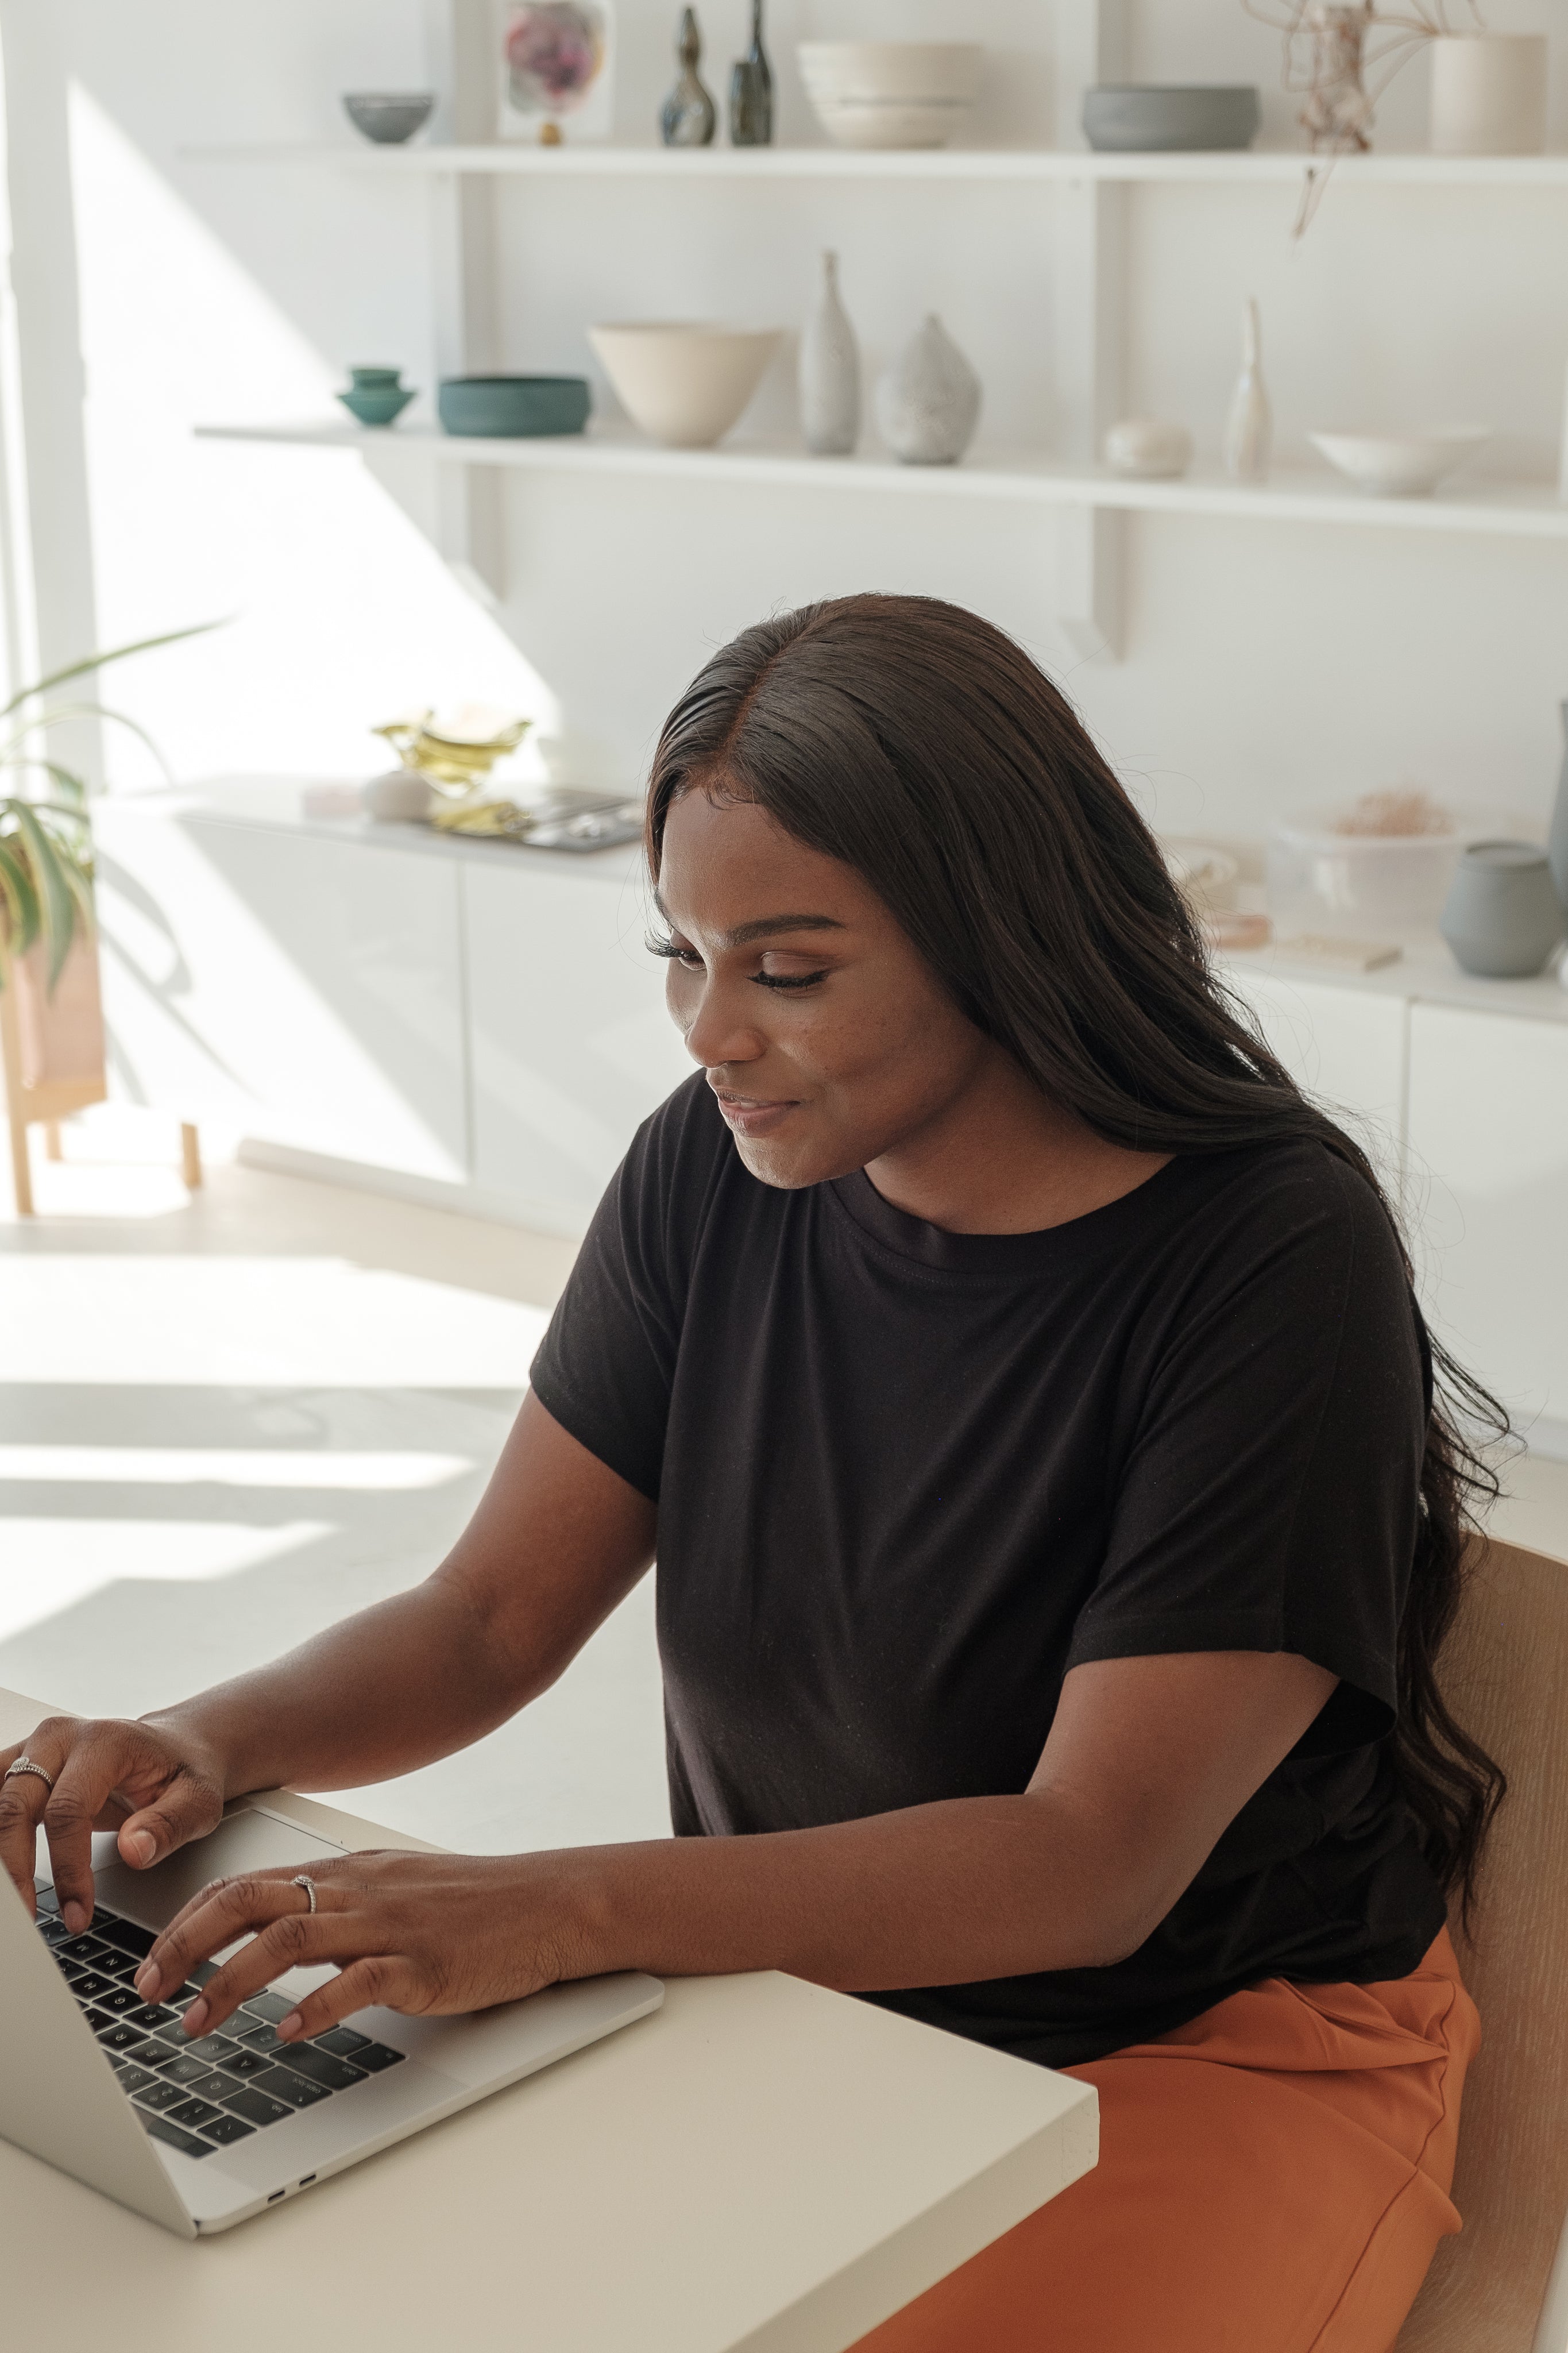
[
  {"x1": 1223, "y1": 297, "x2": 1270, "y2": 484},
  {"x1": 1103, "y1": 416, "x2": 1192, "y2": 480},
  {"x1": 1547, "y1": 700, "x2": 1568, "y2": 917},
  {"x1": 1429, "y1": 34, "x2": 1547, "y2": 157},
  {"x1": 875, "y1": 315, "x2": 980, "y2": 467},
  {"x1": 338, "y1": 366, "x2": 415, "y2": 427},
  {"x1": 799, "y1": 252, "x2": 860, "y2": 457},
  {"x1": 1439, "y1": 840, "x2": 1565, "y2": 979},
  {"x1": 729, "y1": 0, "x2": 772, "y2": 145},
  {"x1": 661, "y1": 7, "x2": 716, "y2": 145}
]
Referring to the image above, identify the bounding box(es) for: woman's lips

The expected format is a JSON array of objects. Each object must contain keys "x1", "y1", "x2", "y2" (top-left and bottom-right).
[{"x1": 712, "y1": 1087, "x2": 800, "y2": 1139}]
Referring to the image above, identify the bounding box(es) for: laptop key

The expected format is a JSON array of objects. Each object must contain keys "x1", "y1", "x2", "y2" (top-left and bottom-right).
[
  {"x1": 114, "y1": 2065, "x2": 161, "y2": 2098},
  {"x1": 95, "y1": 1985, "x2": 146, "y2": 2018},
  {"x1": 215, "y1": 2047, "x2": 274, "y2": 2080},
  {"x1": 240, "y1": 1991, "x2": 296, "y2": 2026},
  {"x1": 92, "y1": 1915, "x2": 157, "y2": 1960},
  {"x1": 136, "y1": 2080, "x2": 193, "y2": 2115},
  {"x1": 140, "y1": 2114, "x2": 214, "y2": 2159},
  {"x1": 200, "y1": 2113, "x2": 256, "y2": 2147},
  {"x1": 181, "y1": 2034, "x2": 244, "y2": 2067},
  {"x1": 235, "y1": 2022, "x2": 285, "y2": 2055},
  {"x1": 79, "y1": 2008, "x2": 118, "y2": 2035},
  {"x1": 153, "y1": 2054, "x2": 213, "y2": 2089},
  {"x1": 186, "y1": 2071, "x2": 241, "y2": 2104},
  {"x1": 33, "y1": 1881, "x2": 60, "y2": 1913},
  {"x1": 347, "y1": 2042, "x2": 405, "y2": 2073},
  {"x1": 314, "y1": 2026, "x2": 371, "y2": 2059},
  {"x1": 219, "y1": 2084, "x2": 295, "y2": 2129},
  {"x1": 271, "y1": 2045, "x2": 365, "y2": 2092},
  {"x1": 57, "y1": 1935, "x2": 113, "y2": 1966},
  {"x1": 36, "y1": 1915, "x2": 70, "y2": 1946},
  {"x1": 250, "y1": 2066, "x2": 332, "y2": 2111},
  {"x1": 69, "y1": 1972, "x2": 116, "y2": 2002},
  {"x1": 125, "y1": 2003, "x2": 179, "y2": 2033},
  {"x1": 166, "y1": 2097, "x2": 225, "y2": 2131},
  {"x1": 96, "y1": 2022, "x2": 155, "y2": 2054}
]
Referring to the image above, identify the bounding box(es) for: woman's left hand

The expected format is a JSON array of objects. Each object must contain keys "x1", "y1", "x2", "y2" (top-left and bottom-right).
[{"x1": 132, "y1": 1849, "x2": 600, "y2": 2045}]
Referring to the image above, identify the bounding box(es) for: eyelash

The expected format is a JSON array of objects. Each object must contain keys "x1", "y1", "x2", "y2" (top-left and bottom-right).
[{"x1": 647, "y1": 934, "x2": 830, "y2": 993}]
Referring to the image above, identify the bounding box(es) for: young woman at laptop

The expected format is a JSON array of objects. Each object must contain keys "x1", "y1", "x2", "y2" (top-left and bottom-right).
[{"x1": 2, "y1": 597, "x2": 1503, "y2": 2350}]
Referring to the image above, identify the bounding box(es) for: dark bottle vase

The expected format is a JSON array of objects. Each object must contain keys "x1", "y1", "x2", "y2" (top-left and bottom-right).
[
  {"x1": 661, "y1": 7, "x2": 716, "y2": 146},
  {"x1": 729, "y1": 0, "x2": 772, "y2": 144}
]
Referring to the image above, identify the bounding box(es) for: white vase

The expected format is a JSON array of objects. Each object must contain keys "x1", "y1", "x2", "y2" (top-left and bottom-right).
[
  {"x1": 875, "y1": 314, "x2": 980, "y2": 466},
  {"x1": 1429, "y1": 34, "x2": 1547, "y2": 157},
  {"x1": 1223, "y1": 297, "x2": 1270, "y2": 485},
  {"x1": 799, "y1": 251, "x2": 860, "y2": 457}
]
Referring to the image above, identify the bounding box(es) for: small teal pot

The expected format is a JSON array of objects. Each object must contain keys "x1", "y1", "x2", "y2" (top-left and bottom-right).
[
  {"x1": 438, "y1": 376, "x2": 591, "y2": 438},
  {"x1": 338, "y1": 367, "x2": 415, "y2": 427},
  {"x1": 1439, "y1": 839, "x2": 1565, "y2": 978}
]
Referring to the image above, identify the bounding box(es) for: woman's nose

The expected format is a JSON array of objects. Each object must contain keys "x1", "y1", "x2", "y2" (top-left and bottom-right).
[{"x1": 679, "y1": 978, "x2": 764, "y2": 1071}]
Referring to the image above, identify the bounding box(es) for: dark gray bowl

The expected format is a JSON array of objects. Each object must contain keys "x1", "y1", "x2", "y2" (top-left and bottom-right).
[
  {"x1": 1083, "y1": 85, "x2": 1260, "y2": 152},
  {"x1": 342, "y1": 92, "x2": 435, "y2": 145},
  {"x1": 438, "y1": 376, "x2": 592, "y2": 438}
]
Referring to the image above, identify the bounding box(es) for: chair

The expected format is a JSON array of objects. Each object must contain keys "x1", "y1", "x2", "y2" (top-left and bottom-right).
[{"x1": 1395, "y1": 1535, "x2": 1568, "y2": 2353}]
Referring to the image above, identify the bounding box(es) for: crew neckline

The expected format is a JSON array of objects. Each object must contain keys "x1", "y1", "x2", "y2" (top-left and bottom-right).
[{"x1": 826, "y1": 1150, "x2": 1200, "y2": 1279}]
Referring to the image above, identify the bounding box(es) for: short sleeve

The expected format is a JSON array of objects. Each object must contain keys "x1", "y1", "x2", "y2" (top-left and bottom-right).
[
  {"x1": 1064, "y1": 1151, "x2": 1426, "y2": 1746},
  {"x1": 528, "y1": 1072, "x2": 719, "y2": 1500}
]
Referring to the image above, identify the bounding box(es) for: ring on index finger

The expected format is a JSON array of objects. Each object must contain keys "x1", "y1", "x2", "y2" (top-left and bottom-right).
[
  {"x1": 291, "y1": 1874, "x2": 318, "y2": 1915},
  {"x1": 3, "y1": 1755, "x2": 56, "y2": 1792}
]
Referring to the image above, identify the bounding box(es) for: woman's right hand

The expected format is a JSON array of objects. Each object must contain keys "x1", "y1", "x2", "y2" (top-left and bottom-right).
[{"x1": 0, "y1": 1714, "x2": 227, "y2": 1931}]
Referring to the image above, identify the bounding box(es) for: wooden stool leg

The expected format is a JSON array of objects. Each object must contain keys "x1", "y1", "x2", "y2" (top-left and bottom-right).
[
  {"x1": 7, "y1": 1110, "x2": 33, "y2": 1216},
  {"x1": 44, "y1": 1121, "x2": 63, "y2": 1160},
  {"x1": 180, "y1": 1122, "x2": 203, "y2": 1190}
]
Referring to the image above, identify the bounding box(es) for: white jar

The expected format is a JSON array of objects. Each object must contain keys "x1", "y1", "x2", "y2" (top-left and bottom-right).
[
  {"x1": 1103, "y1": 417, "x2": 1193, "y2": 480},
  {"x1": 1429, "y1": 34, "x2": 1547, "y2": 157}
]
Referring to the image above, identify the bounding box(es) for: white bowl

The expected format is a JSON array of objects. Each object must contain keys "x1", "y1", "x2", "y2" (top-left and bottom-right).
[
  {"x1": 1267, "y1": 802, "x2": 1491, "y2": 940},
  {"x1": 588, "y1": 323, "x2": 782, "y2": 449},
  {"x1": 797, "y1": 43, "x2": 982, "y2": 150},
  {"x1": 1308, "y1": 426, "x2": 1489, "y2": 499}
]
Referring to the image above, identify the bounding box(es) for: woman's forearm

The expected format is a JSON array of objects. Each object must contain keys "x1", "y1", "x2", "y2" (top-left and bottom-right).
[
  {"x1": 563, "y1": 1790, "x2": 1165, "y2": 1992},
  {"x1": 148, "y1": 1576, "x2": 530, "y2": 1802}
]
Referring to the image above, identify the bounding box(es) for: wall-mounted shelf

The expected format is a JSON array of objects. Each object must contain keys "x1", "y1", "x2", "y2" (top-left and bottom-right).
[
  {"x1": 196, "y1": 422, "x2": 1568, "y2": 543},
  {"x1": 183, "y1": 142, "x2": 1568, "y2": 189}
]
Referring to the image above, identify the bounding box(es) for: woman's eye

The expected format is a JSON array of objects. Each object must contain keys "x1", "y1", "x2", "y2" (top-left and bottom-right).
[
  {"x1": 648, "y1": 934, "x2": 704, "y2": 971},
  {"x1": 754, "y1": 968, "x2": 830, "y2": 993}
]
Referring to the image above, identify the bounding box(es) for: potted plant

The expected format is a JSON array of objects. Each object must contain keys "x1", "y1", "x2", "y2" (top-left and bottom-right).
[{"x1": 0, "y1": 627, "x2": 209, "y2": 1213}]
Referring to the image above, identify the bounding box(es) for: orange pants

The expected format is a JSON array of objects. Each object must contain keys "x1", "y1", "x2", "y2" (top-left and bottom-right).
[{"x1": 853, "y1": 1929, "x2": 1478, "y2": 2353}]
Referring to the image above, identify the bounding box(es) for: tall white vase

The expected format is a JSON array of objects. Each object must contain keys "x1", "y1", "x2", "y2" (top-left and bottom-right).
[
  {"x1": 1223, "y1": 296, "x2": 1271, "y2": 485},
  {"x1": 798, "y1": 250, "x2": 860, "y2": 457},
  {"x1": 1429, "y1": 34, "x2": 1547, "y2": 157},
  {"x1": 875, "y1": 315, "x2": 981, "y2": 466}
]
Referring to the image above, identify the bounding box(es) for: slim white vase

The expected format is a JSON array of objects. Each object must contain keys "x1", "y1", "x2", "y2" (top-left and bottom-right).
[
  {"x1": 1223, "y1": 296, "x2": 1270, "y2": 485},
  {"x1": 799, "y1": 250, "x2": 860, "y2": 457},
  {"x1": 1429, "y1": 34, "x2": 1547, "y2": 157},
  {"x1": 875, "y1": 315, "x2": 981, "y2": 467}
]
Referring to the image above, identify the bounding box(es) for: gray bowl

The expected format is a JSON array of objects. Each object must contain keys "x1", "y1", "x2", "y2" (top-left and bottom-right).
[
  {"x1": 1439, "y1": 840, "x2": 1565, "y2": 978},
  {"x1": 342, "y1": 92, "x2": 435, "y2": 145},
  {"x1": 1082, "y1": 85, "x2": 1260, "y2": 153},
  {"x1": 438, "y1": 376, "x2": 592, "y2": 439}
]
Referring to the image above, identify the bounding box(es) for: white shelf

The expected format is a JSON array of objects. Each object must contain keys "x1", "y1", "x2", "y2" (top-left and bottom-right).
[
  {"x1": 195, "y1": 422, "x2": 1568, "y2": 541},
  {"x1": 181, "y1": 142, "x2": 1568, "y2": 187}
]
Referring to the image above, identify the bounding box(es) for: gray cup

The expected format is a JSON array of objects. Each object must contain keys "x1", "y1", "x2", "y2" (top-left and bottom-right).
[{"x1": 1439, "y1": 839, "x2": 1565, "y2": 978}]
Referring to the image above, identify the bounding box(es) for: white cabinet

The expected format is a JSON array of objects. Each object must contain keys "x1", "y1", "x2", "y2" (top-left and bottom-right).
[
  {"x1": 95, "y1": 806, "x2": 468, "y2": 1184},
  {"x1": 462, "y1": 861, "x2": 692, "y2": 1226},
  {"x1": 1405, "y1": 1004, "x2": 1568, "y2": 1436},
  {"x1": 1223, "y1": 968, "x2": 1408, "y2": 1183}
]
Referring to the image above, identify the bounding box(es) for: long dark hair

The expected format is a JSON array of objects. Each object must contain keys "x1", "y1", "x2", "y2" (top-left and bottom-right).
[{"x1": 646, "y1": 591, "x2": 1507, "y2": 1920}]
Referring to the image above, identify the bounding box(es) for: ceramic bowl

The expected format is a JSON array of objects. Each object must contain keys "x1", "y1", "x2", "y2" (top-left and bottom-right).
[
  {"x1": 797, "y1": 44, "x2": 983, "y2": 151},
  {"x1": 1103, "y1": 416, "x2": 1194, "y2": 479},
  {"x1": 342, "y1": 92, "x2": 435, "y2": 145},
  {"x1": 588, "y1": 323, "x2": 782, "y2": 449},
  {"x1": 438, "y1": 376, "x2": 591, "y2": 438},
  {"x1": 1082, "y1": 85, "x2": 1260, "y2": 152},
  {"x1": 1308, "y1": 426, "x2": 1489, "y2": 499}
]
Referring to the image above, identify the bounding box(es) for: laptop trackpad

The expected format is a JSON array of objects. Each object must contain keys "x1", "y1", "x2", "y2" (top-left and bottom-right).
[{"x1": 84, "y1": 1810, "x2": 351, "y2": 1934}]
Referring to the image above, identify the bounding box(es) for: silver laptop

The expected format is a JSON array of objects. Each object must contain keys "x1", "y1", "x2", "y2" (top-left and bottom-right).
[{"x1": 2, "y1": 1798, "x2": 663, "y2": 2235}]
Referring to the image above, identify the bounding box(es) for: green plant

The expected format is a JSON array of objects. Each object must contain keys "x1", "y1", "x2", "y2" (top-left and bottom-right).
[{"x1": 0, "y1": 625, "x2": 214, "y2": 996}]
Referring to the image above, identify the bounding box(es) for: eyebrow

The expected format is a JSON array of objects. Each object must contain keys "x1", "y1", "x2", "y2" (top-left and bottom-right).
[{"x1": 652, "y1": 897, "x2": 848, "y2": 949}]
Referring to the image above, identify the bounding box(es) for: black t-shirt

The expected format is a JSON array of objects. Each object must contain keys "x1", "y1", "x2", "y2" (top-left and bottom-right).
[{"x1": 530, "y1": 1072, "x2": 1446, "y2": 2066}]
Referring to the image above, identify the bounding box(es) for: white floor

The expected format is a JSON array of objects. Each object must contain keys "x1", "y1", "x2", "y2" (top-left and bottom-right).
[
  {"x1": 2, "y1": 1108, "x2": 1564, "y2": 1866},
  {"x1": 0, "y1": 1110, "x2": 669, "y2": 1855}
]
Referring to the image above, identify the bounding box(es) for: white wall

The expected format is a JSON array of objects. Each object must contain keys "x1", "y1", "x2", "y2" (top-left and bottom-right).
[{"x1": 41, "y1": 0, "x2": 1568, "y2": 845}]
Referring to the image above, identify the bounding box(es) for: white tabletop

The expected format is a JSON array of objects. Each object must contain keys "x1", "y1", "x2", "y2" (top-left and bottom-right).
[{"x1": 1, "y1": 1685, "x2": 1096, "y2": 2352}]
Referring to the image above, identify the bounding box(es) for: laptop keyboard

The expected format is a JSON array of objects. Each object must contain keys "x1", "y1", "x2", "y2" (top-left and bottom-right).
[{"x1": 33, "y1": 1879, "x2": 404, "y2": 2161}]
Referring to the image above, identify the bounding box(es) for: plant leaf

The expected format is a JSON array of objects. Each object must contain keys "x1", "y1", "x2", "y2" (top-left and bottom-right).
[
  {"x1": 8, "y1": 798, "x2": 80, "y2": 988},
  {"x1": 0, "y1": 834, "x2": 41, "y2": 967},
  {"x1": 0, "y1": 620, "x2": 222, "y2": 720}
]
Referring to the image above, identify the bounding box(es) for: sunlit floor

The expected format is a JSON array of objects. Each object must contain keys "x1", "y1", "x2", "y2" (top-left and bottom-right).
[
  {"x1": 0, "y1": 1110, "x2": 669, "y2": 1857},
  {"x1": 2, "y1": 1109, "x2": 1565, "y2": 1872}
]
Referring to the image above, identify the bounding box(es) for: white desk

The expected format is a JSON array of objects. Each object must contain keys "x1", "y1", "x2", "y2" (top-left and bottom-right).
[{"x1": 1, "y1": 1685, "x2": 1097, "y2": 2351}]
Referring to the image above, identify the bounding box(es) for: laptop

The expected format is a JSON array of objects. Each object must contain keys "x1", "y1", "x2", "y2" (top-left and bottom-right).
[{"x1": 2, "y1": 1796, "x2": 663, "y2": 2235}]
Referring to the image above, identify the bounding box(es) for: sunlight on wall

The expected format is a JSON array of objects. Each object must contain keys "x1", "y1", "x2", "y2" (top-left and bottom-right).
[
  {"x1": 67, "y1": 83, "x2": 559, "y2": 789},
  {"x1": 0, "y1": 1519, "x2": 331, "y2": 1643}
]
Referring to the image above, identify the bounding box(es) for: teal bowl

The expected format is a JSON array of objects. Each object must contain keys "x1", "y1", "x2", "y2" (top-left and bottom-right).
[{"x1": 438, "y1": 376, "x2": 591, "y2": 438}]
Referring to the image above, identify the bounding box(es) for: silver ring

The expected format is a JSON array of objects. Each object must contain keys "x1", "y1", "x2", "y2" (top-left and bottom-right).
[
  {"x1": 291, "y1": 1873, "x2": 318, "y2": 1915},
  {"x1": 4, "y1": 1756, "x2": 54, "y2": 1791}
]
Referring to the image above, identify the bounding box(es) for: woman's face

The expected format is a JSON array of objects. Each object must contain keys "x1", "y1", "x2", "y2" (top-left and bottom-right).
[{"x1": 656, "y1": 788, "x2": 1001, "y2": 1190}]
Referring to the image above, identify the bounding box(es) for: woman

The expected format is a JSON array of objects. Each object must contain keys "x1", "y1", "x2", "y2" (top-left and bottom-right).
[{"x1": 1, "y1": 596, "x2": 1503, "y2": 2350}]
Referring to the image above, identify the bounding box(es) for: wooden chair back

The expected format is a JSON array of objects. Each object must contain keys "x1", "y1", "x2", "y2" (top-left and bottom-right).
[{"x1": 1397, "y1": 1536, "x2": 1568, "y2": 2353}]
